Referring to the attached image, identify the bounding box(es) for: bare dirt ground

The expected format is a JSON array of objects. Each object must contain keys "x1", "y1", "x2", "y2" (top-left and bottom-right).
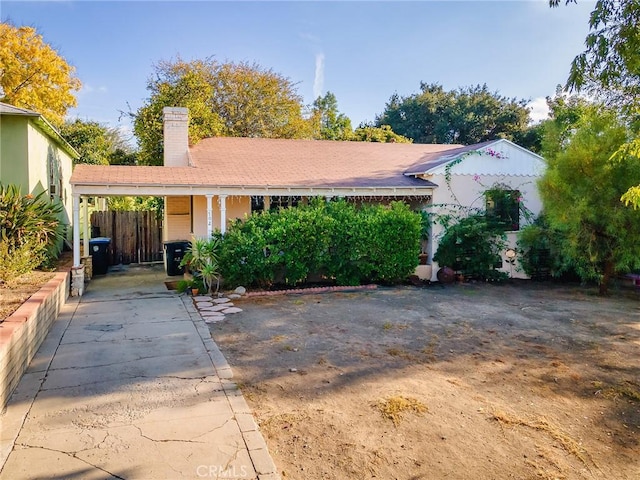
[
  {"x1": 0, "y1": 270, "x2": 54, "y2": 321},
  {"x1": 210, "y1": 282, "x2": 640, "y2": 480}
]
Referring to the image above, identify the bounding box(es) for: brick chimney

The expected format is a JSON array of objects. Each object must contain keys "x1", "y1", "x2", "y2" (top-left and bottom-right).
[{"x1": 163, "y1": 107, "x2": 189, "y2": 166}]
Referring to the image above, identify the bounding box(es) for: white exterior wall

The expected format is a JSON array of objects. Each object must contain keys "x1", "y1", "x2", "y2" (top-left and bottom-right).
[{"x1": 425, "y1": 142, "x2": 544, "y2": 281}]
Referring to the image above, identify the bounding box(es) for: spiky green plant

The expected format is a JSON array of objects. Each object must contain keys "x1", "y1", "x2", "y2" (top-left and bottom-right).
[
  {"x1": 180, "y1": 236, "x2": 220, "y2": 293},
  {"x1": 0, "y1": 184, "x2": 63, "y2": 280}
]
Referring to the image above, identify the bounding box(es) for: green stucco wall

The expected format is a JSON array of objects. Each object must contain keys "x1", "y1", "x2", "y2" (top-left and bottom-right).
[
  {"x1": 0, "y1": 115, "x2": 75, "y2": 245},
  {"x1": 0, "y1": 115, "x2": 30, "y2": 189}
]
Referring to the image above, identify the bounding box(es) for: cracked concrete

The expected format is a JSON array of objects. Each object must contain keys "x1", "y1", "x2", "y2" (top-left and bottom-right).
[{"x1": 0, "y1": 265, "x2": 279, "y2": 480}]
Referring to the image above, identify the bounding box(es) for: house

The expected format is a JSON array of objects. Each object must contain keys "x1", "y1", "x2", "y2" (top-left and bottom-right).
[
  {"x1": 70, "y1": 107, "x2": 544, "y2": 285},
  {"x1": 0, "y1": 102, "x2": 79, "y2": 250}
]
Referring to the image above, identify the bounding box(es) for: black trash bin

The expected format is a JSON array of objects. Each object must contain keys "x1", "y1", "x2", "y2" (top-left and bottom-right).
[
  {"x1": 89, "y1": 237, "x2": 111, "y2": 275},
  {"x1": 164, "y1": 240, "x2": 191, "y2": 276}
]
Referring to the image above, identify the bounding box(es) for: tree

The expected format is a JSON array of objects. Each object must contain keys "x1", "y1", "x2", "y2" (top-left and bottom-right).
[
  {"x1": 550, "y1": 1, "x2": 640, "y2": 208},
  {"x1": 60, "y1": 119, "x2": 137, "y2": 165},
  {"x1": 550, "y1": 0, "x2": 640, "y2": 105},
  {"x1": 311, "y1": 92, "x2": 353, "y2": 140},
  {"x1": 351, "y1": 123, "x2": 412, "y2": 143},
  {"x1": 538, "y1": 104, "x2": 640, "y2": 294},
  {"x1": 376, "y1": 83, "x2": 530, "y2": 145},
  {"x1": 133, "y1": 58, "x2": 313, "y2": 165},
  {"x1": 0, "y1": 23, "x2": 81, "y2": 125}
]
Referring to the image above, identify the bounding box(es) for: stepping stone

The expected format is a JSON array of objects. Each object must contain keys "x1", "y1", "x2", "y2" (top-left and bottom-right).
[
  {"x1": 193, "y1": 296, "x2": 212, "y2": 301},
  {"x1": 201, "y1": 310, "x2": 225, "y2": 316},
  {"x1": 222, "y1": 307, "x2": 243, "y2": 314},
  {"x1": 204, "y1": 316, "x2": 225, "y2": 324},
  {"x1": 234, "y1": 286, "x2": 247, "y2": 295},
  {"x1": 195, "y1": 302, "x2": 214, "y2": 308},
  {"x1": 228, "y1": 294, "x2": 242, "y2": 299},
  {"x1": 200, "y1": 305, "x2": 229, "y2": 312},
  {"x1": 213, "y1": 297, "x2": 231, "y2": 304}
]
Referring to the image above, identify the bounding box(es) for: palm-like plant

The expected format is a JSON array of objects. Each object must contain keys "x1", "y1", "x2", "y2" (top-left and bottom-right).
[
  {"x1": 180, "y1": 237, "x2": 220, "y2": 293},
  {"x1": 0, "y1": 183, "x2": 63, "y2": 280}
]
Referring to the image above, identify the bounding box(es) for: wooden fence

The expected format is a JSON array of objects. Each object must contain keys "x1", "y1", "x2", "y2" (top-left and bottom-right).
[{"x1": 90, "y1": 211, "x2": 163, "y2": 265}]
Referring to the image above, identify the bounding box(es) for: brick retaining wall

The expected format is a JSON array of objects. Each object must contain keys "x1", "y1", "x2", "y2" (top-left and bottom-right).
[{"x1": 0, "y1": 269, "x2": 70, "y2": 410}]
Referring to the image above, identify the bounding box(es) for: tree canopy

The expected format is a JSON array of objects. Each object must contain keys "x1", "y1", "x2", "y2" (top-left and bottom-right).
[
  {"x1": 376, "y1": 83, "x2": 531, "y2": 145},
  {"x1": 538, "y1": 101, "x2": 640, "y2": 293},
  {"x1": 133, "y1": 58, "x2": 313, "y2": 165},
  {"x1": 60, "y1": 119, "x2": 136, "y2": 165},
  {"x1": 351, "y1": 123, "x2": 412, "y2": 143},
  {"x1": 551, "y1": 0, "x2": 640, "y2": 105},
  {"x1": 0, "y1": 23, "x2": 81, "y2": 126},
  {"x1": 311, "y1": 92, "x2": 353, "y2": 140}
]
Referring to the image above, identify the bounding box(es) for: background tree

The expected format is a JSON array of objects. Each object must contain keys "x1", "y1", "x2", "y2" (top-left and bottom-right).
[
  {"x1": 311, "y1": 91, "x2": 353, "y2": 140},
  {"x1": 0, "y1": 23, "x2": 81, "y2": 125},
  {"x1": 60, "y1": 119, "x2": 137, "y2": 165},
  {"x1": 538, "y1": 103, "x2": 640, "y2": 293},
  {"x1": 376, "y1": 83, "x2": 531, "y2": 145},
  {"x1": 133, "y1": 58, "x2": 313, "y2": 165},
  {"x1": 351, "y1": 123, "x2": 412, "y2": 143}
]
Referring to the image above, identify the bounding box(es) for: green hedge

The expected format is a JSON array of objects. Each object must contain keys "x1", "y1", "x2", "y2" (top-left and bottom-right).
[{"x1": 218, "y1": 200, "x2": 421, "y2": 287}]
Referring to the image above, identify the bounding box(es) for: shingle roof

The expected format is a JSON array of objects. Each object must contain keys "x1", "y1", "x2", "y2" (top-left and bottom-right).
[
  {"x1": 72, "y1": 137, "x2": 466, "y2": 190},
  {"x1": 0, "y1": 102, "x2": 40, "y2": 116}
]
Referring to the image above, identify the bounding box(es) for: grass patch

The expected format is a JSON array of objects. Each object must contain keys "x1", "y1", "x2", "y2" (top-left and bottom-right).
[
  {"x1": 374, "y1": 395, "x2": 428, "y2": 427},
  {"x1": 592, "y1": 380, "x2": 640, "y2": 402},
  {"x1": 492, "y1": 410, "x2": 597, "y2": 471}
]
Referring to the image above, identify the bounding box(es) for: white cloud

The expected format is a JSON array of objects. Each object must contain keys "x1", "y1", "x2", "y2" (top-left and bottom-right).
[
  {"x1": 313, "y1": 53, "x2": 325, "y2": 100},
  {"x1": 78, "y1": 84, "x2": 108, "y2": 96},
  {"x1": 527, "y1": 97, "x2": 549, "y2": 123}
]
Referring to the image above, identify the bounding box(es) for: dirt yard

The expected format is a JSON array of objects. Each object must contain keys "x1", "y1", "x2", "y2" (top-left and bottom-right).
[{"x1": 210, "y1": 283, "x2": 639, "y2": 480}]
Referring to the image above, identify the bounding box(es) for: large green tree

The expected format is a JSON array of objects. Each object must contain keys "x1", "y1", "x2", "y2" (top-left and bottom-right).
[
  {"x1": 0, "y1": 23, "x2": 81, "y2": 126},
  {"x1": 60, "y1": 119, "x2": 136, "y2": 165},
  {"x1": 311, "y1": 91, "x2": 353, "y2": 140},
  {"x1": 539, "y1": 103, "x2": 640, "y2": 293},
  {"x1": 133, "y1": 58, "x2": 313, "y2": 165},
  {"x1": 376, "y1": 83, "x2": 531, "y2": 145},
  {"x1": 551, "y1": 1, "x2": 640, "y2": 207}
]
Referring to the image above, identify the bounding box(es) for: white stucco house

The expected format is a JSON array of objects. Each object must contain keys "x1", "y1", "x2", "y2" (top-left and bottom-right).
[{"x1": 70, "y1": 107, "x2": 545, "y2": 284}]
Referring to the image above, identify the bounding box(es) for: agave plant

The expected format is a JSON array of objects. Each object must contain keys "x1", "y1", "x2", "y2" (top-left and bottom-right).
[
  {"x1": 0, "y1": 183, "x2": 63, "y2": 280},
  {"x1": 180, "y1": 237, "x2": 220, "y2": 293}
]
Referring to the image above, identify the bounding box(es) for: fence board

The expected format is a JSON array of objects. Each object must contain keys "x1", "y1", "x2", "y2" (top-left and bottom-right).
[{"x1": 90, "y1": 211, "x2": 163, "y2": 265}]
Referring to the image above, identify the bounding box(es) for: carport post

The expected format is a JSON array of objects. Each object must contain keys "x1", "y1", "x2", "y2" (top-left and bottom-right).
[
  {"x1": 82, "y1": 197, "x2": 89, "y2": 258},
  {"x1": 219, "y1": 194, "x2": 227, "y2": 234},
  {"x1": 73, "y1": 194, "x2": 81, "y2": 267},
  {"x1": 206, "y1": 194, "x2": 213, "y2": 238}
]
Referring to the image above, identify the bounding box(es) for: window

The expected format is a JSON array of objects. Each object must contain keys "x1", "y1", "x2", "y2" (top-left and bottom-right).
[
  {"x1": 486, "y1": 189, "x2": 520, "y2": 231},
  {"x1": 251, "y1": 196, "x2": 264, "y2": 213},
  {"x1": 269, "y1": 196, "x2": 301, "y2": 211}
]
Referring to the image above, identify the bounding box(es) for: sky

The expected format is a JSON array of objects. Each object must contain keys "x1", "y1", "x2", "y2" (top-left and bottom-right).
[{"x1": 2, "y1": 1, "x2": 596, "y2": 142}]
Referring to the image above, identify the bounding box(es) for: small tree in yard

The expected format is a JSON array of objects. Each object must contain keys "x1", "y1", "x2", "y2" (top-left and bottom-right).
[
  {"x1": 0, "y1": 184, "x2": 63, "y2": 281},
  {"x1": 539, "y1": 105, "x2": 640, "y2": 294}
]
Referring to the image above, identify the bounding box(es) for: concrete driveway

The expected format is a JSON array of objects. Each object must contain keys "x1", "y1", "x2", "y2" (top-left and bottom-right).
[{"x1": 0, "y1": 265, "x2": 278, "y2": 480}]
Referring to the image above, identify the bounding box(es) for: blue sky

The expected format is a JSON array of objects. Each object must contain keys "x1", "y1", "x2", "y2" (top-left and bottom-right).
[{"x1": 3, "y1": 1, "x2": 596, "y2": 141}]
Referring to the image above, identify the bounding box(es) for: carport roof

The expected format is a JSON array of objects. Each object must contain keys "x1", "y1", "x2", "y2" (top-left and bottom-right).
[{"x1": 70, "y1": 137, "x2": 472, "y2": 196}]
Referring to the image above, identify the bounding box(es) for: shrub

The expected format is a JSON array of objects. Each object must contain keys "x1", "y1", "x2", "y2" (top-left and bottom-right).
[
  {"x1": 0, "y1": 184, "x2": 62, "y2": 281},
  {"x1": 218, "y1": 200, "x2": 421, "y2": 287},
  {"x1": 433, "y1": 213, "x2": 507, "y2": 281},
  {"x1": 517, "y1": 215, "x2": 575, "y2": 281}
]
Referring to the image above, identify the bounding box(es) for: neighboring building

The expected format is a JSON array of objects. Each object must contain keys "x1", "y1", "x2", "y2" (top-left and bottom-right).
[
  {"x1": 70, "y1": 107, "x2": 544, "y2": 280},
  {"x1": 0, "y1": 102, "x2": 79, "y2": 248}
]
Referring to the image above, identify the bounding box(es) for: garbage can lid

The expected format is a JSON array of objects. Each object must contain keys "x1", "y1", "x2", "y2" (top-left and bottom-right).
[
  {"x1": 163, "y1": 240, "x2": 191, "y2": 245},
  {"x1": 89, "y1": 237, "x2": 111, "y2": 244}
]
